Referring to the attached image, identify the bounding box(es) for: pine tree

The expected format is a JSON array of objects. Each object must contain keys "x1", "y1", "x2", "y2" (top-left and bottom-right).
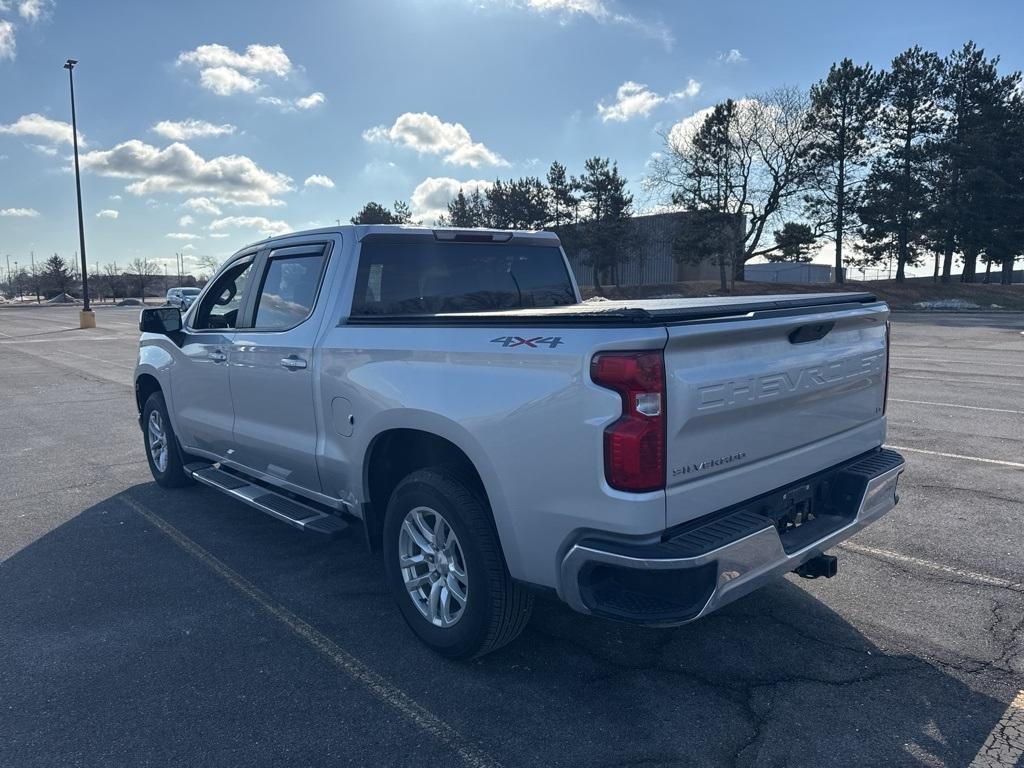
[
  {"x1": 391, "y1": 200, "x2": 416, "y2": 225},
  {"x1": 859, "y1": 46, "x2": 944, "y2": 281},
  {"x1": 768, "y1": 223, "x2": 817, "y2": 263},
  {"x1": 350, "y1": 201, "x2": 399, "y2": 225},
  {"x1": 442, "y1": 190, "x2": 476, "y2": 227},
  {"x1": 43, "y1": 254, "x2": 72, "y2": 298},
  {"x1": 546, "y1": 161, "x2": 578, "y2": 226},
  {"x1": 577, "y1": 157, "x2": 634, "y2": 290},
  {"x1": 986, "y1": 82, "x2": 1024, "y2": 284},
  {"x1": 932, "y1": 42, "x2": 1020, "y2": 282},
  {"x1": 806, "y1": 59, "x2": 883, "y2": 283}
]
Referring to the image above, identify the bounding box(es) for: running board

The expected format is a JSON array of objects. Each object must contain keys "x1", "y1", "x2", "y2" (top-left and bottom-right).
[{"x1": 188, "y1": 464, "x2": 348, "y2": 537}]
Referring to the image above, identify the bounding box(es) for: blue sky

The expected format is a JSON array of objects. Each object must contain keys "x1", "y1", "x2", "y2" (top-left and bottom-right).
[{"x1": 1, "y1": 0, "x2": 1022, "y2": 277}]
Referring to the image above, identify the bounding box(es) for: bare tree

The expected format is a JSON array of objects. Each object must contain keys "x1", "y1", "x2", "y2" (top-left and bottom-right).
[
  {"x1": 647, "y1": 86, "x2": 818, "y2": 280},
  {"x1": 196, "y1": 255, "x2": 221, "y2": 282},
  {"x1": 127, "y1": 257, "x2": 159, "y2": 301},
  {"x1": 102, "y1": 262, "x2": 124, "y2": 302}
]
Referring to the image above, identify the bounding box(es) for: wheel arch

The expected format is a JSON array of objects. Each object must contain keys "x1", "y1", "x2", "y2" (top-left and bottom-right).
[
  {"x1": 135, "y1": 372, "x2": 163, "y2": 416},
  {"x1": 361, "y1": 427, "x2": 504, "y2": 558}
]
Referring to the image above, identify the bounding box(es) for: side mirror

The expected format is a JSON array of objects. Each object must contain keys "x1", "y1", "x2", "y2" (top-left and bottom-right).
[{"x1": 140, "y1": 306, "x2": 182, "y2": 335}]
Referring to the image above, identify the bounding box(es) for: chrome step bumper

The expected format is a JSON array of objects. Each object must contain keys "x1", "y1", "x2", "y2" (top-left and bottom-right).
[
  {"x1": 558, "y1": 449, "x2": 905, "y2": 625},
  {"x1": 188, "y1": 465, "x2": 348, "y2": 537}
]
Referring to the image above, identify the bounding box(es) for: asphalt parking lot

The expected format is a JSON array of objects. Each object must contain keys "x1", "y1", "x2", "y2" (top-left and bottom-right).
[{"x1": 1, "y1": 305, "x2": 1022, "y2": 768}]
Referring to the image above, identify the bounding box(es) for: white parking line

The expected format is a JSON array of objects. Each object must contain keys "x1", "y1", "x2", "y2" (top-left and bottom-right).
[
  {"x1": 839, "y1": 541, "x2": 1023, "y2": 591},
  {"x1": 894, "y1": 357, "x2": 1024, "y2": 368},
  {"x1": 894, "y1": 374, "x2": 1024, "y2": 387},
  {"x1": 0, "y1": 336, "x2": 125, "y2": 344},
  {"x1": 61, "y1": 349, "x2": 134, "y2": 369},
  {"x1": 891, "y1": 399, "x2": 1024, "y2": 415},
  {"x1": 120, "y1": 496, "x2": 501, "y2": 768},
  {"x1": 969, "y1": 691, "x2": 1024, "y2": 768},
  {"x1": 887, "y1": 445, "x2": 1024, "y2": 469}
]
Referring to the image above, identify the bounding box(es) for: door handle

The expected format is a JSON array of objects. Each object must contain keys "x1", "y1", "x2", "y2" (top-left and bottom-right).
[
  {"x1": 208, "y1": 350, "x2": 227, "y2": 363},
  {"x1": 280, "y1": 356, "x2": 307, "y2": 370}
]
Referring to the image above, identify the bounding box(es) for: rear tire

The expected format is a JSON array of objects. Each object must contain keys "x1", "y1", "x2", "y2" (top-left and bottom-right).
[
  {"x1": 142, "y1": 391, "x2": 194, "y2": 488},
  {"x1": 383, "y1": 467, "x2": 533, "y2": 659}
]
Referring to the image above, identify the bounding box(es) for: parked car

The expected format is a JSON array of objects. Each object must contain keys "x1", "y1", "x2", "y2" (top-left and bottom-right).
[
  {"x1": 165, "y1": 287, "x2": 201, "y2": 310},
  {"x1": 134, "y1": 225, "x2": 905, "y2": 659}
]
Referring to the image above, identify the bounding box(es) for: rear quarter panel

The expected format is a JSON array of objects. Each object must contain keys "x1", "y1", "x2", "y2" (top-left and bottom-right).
[{"x1": 316, "y1": 324, "x2": 668, "y2": 588}]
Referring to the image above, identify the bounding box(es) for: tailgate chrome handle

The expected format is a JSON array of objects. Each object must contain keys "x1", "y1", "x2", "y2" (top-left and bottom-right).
[
  {"x1": 208, "y1": 350, "x2": 227, "y2": 363},
  {"x1": 280, "y1": 356, "x2": 307, "y2": 370},
  {"x1": 789, "y1": 322, "x2": 835, "y2": 344}
]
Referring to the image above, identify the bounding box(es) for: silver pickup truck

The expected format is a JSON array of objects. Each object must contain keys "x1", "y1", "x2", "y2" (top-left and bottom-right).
[{"x1": 135, "y1": 225, "x2": 905, "y2": 658}]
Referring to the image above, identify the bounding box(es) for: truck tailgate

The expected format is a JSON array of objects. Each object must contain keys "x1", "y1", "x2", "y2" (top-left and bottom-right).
[{"x1": 664, "y1": 301, "x2": 889, "y2": 528}]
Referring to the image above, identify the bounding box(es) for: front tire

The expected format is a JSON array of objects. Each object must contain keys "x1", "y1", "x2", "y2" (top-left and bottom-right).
[
  {"x1": 142, "y1": 391, "x2": 194, "y2": 488},
  {"x1": 383, "y1": 468, "x2": 533, "y2": 659}
]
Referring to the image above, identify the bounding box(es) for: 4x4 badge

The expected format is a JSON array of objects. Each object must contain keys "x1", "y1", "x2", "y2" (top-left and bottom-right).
[{"x1": 490, "y1": 335, "x2": 563, "y2": 349}]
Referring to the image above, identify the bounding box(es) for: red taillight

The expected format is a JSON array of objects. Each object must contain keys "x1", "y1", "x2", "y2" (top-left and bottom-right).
[
  {"x1": 883, "y1": 320, "x2": 891, "y2": 414},
  {"x1": 591, "y1": 351, "x2": 666, "y2": 493}
]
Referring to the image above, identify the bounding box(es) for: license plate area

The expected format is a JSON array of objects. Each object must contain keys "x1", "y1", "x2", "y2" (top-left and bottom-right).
[{"x1": 756, "y1": 469, "x2": 860, "y2": 554}]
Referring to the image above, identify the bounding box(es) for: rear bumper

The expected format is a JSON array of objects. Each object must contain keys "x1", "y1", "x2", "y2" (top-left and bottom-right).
[{"x1": 558, "y1": 448, "x2": 905, "y2": 625}]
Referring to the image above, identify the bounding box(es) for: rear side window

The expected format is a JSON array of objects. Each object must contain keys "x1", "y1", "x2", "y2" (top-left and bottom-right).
[
  {"x1": 252, "y1": 249, "x2": 327, "y2": 329},
  {"x1": 351, "y1": 241, "x2": 576, "y2": 315}
]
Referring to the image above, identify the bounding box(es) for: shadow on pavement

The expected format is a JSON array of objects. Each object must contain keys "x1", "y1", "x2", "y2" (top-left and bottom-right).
[{"x1": 0, "y1": 483, "x2": 1007, "y2": 768}]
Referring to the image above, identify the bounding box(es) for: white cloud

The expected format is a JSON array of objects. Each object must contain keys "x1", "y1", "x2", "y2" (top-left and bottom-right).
[
  {"x1": 79, "y1": 139, "x2": 293, "y2": 207},
  {"x1": 18, "y1": 0, "x2": 52, "y2": 23},
  {"x1": 178, "y1": 214, "x2": 195, "y2": 227},
  {"x1": 199, "y1": 66, "x2": 259, "y2": 96},
  {"x1": 665, "y1": 99, "x2": 762, "y2": 153},
  {"x1": 152, "y1": 119, "x2": 236, "y2": 141},
  {"x1": 0, "y1": 113, "x2": 82, "y2": 146},
  {"x1": 209, "y1": 215, "x2": 291, "y2": 237},
  {"x1": 303, "y1": 174, "x2": 334, "y2": 189},
  {"x1": 519, "y1": 0, "x2": 673, "y2": 49},
  {"x1": 109, "y1": 194, "x2": 122, "y2": 201},
  {"x1": 181, "y1": 243, "x2": 196, "y2": 252},
  {"x1": 666, "y1": 106, "x2": 717, "y2": 150},
  {"x1": 597, "y1": 79, "x2": 701, "y2": 122},
  {"x1": 259, "y1": 91, "x2": 326, "y2": 112},
  {"x1": 0, "y1": 207, "x2": 39, "y2": 217},
  {"x1": 0, "y1": 20, "x2": 15, "y2": 61},
  {"x1": 177, "y1": 43, "x2": 299, "y2": 99},
  {"x1": 209, "y1": 232, "x2": 231, "y2": 238},
  {"x1": 96, "y1": 209, "x2": 119, "y2": 219},
  {"x1": 719, "y1": 48, "x2": 746, "y2": 64},
  {"x1": 182, "y1": 196, "x2": 222, "y2": 215},
  {"x1": 410, "y1": 176, "x2": 492, "y2": 223},
  {"x1": 295, "y1": 92, "x2": 324, "y2": 110},
  {"x1": 363, "y1": 112, "x2": 508, "y2": 168},
  {"x1": 31, "y1": 143, "x2": 57, "y2": 155},
  {"x1": 166, "y1": 232, "x2": 201, "y2": 240},
  {"x1": 675, "y1": 79, "x2": 703, "y2": 99},
  {"x1": 177, "y1": 43, "x2": 292, "y2": 76}
]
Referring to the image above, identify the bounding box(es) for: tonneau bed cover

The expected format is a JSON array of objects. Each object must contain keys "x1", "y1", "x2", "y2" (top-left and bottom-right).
[{"x1": 347, "y1": 292, "x2": 879, "y2": 327}]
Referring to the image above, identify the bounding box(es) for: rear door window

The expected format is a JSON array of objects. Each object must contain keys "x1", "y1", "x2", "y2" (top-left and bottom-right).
[{"x1": 351, "y1": 241, "x2": 576, "y2": 315}]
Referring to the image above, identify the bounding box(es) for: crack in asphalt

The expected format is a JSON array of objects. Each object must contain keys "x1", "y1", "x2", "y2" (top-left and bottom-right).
[{"x1": 529, "y1": 608, "x2": 926, "y2": 768}]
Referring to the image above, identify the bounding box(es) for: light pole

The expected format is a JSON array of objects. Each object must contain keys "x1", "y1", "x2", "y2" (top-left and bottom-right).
[{"x1": 64, "y1": 58, "x2": 95, "y2": 328}]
